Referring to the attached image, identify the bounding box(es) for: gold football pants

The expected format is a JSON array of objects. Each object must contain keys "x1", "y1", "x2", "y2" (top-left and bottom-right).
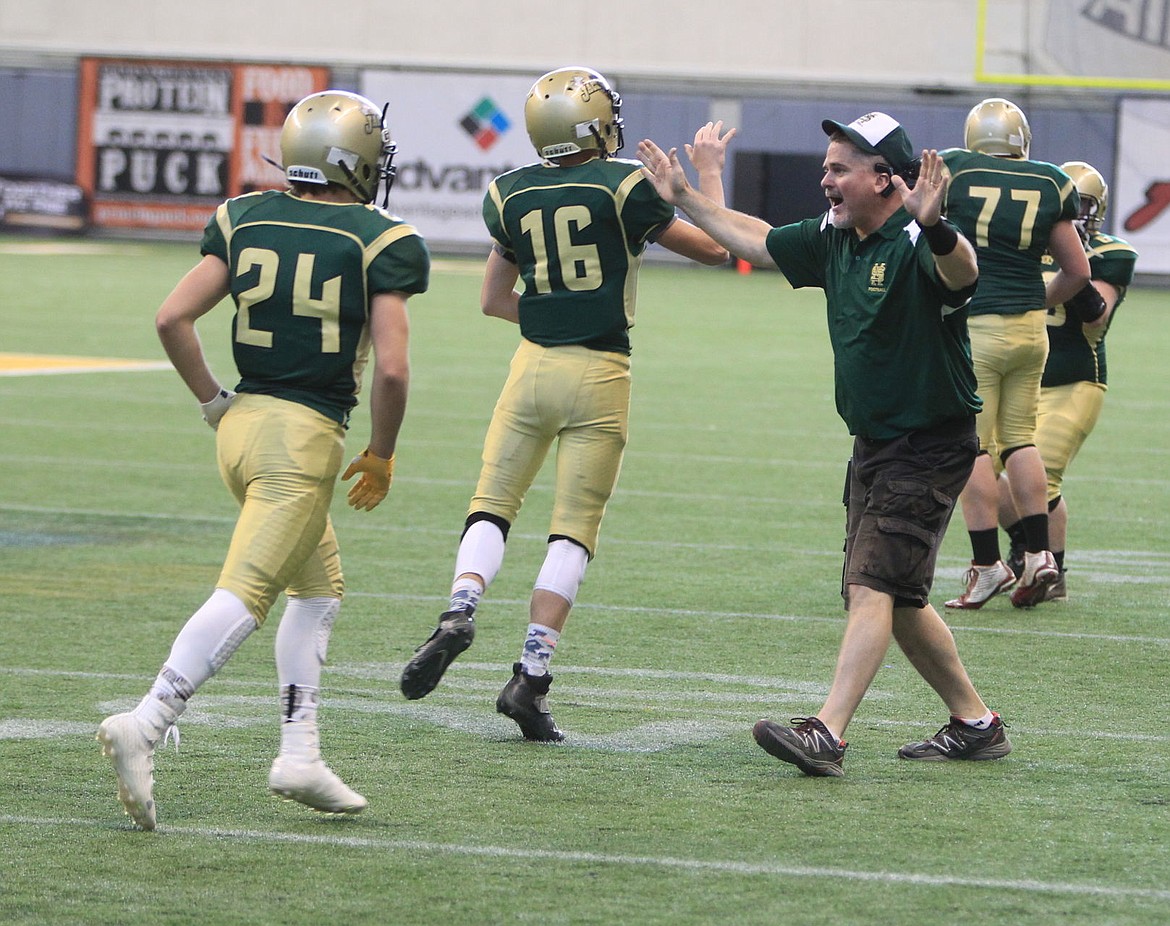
[
  {"x1": 470, "y1": 339, "x2": 631, "y2": 558},
  {"x1": 969, "y1": 309, "x2": 1049, "y2": 457},
  {"x1": 214, "y1": 394, "x2": 345, "y2": 623},
  {"x1": 1035, "y1": 381, "x2": 1105, "y2": 502}
]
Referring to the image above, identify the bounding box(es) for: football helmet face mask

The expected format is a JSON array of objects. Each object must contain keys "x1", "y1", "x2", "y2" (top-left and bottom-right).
[
  {"x1": 280, "y1": 90, "x2": 396, "y2": 205},
  {"x1": 524, "y1": 67, "x2": 624, "y2": 160},
  {"x1": 964, "y1": 98, "x2": 1031, "y2": 159},
  {"x1": 1061, "y1": 160, "x2": 1108, "y2": 234}
]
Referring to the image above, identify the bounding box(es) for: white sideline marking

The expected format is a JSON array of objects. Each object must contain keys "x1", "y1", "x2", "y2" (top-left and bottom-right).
[
  {"x1": 0, "y1": 361, "x2": 172, "y2": 377},
  {"x1": 1, "y1": 814, "x2": 1167, "y2": 901},
  {"x1": 86, "y1": 696, "x2": 746, "y2": 752},
  {"x1": 0, "y1": 242, "x2": 151, "y2": 255},
  {"x1": 0, "y1": 720, "x2": 96, "y2": 739},
  {"x1": 333, "y1": 660, "x2": 837, "y2": 694},
  {"x1": 428, "y1": 258, "x2": 485, "y2": 276},
  {"x1": 1, "y1": 668, "x2": 1166, "y2": 743},
  {"x1": 354, "y1": 592, "x2": 1170, "y2": 646},
  {"x1": 2, "y1": 501, "x2": 1169, "y2": 584}
]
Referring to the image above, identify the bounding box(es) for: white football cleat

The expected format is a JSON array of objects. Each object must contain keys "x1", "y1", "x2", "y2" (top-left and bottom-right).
[
  {"x1": 268, "y1": 721, "x2": 366, "y2": 815},
  {"x1": 96, "y1": 697, "x2": 180, "y2": 831}
]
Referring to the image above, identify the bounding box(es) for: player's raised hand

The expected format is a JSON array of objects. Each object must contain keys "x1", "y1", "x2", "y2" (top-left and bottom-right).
[
  {"x1": 342, "y1": 448, "x2": 395, "y2": 511},
  {"x1": 685, "y1": 121, "x2": 737, "y2": 175}
]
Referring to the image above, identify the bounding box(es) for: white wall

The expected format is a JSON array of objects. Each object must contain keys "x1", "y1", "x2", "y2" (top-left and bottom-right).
[{"x1": 0, "y1": 0, "x2": 987, "y2": 89}]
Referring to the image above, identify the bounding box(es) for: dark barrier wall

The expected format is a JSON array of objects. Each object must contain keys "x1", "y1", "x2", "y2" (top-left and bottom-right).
[
  {"x1": 739, "y1": 97, "x2": 1117, "y2": 193},
  {"x1": 0, "y1": 68, "x2": 79, "y2": 181}
]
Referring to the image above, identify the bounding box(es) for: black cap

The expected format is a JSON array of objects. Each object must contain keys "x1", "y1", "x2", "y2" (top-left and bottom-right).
[{"x1": 822, "y1": 112, "x2": 915, "y2": 173}]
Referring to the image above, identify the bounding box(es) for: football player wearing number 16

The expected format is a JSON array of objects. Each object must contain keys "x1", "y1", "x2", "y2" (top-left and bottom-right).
[
  {"x1": 399, "y1": 67, "x2": 731, "y2": 739},
  {"x1": 98, "y1": 90, "x2": 429, "y2": 829}
]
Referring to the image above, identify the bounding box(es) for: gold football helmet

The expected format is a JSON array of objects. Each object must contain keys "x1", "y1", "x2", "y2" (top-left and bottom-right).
[
  {"x1": 280, "y1": 90, "x2": 396, "y2": 204},
  {"x1": 964, "y1": 97, "x2": 1031, "y2": 159},
  {"x1": 524, "y1": 67, "x2": 624, "y2": 160},
  {"x1": 1061, "y1": 160, "x2": 1108, "y2": 233}
]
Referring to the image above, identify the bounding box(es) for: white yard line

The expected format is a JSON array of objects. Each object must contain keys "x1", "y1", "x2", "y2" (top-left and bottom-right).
[
  {"x1": 1, "y1": 667, "x2": 1167, "y2": 744},
  {"x1": 1, "y1": 814, "x2": 1167, "y2": 901}
]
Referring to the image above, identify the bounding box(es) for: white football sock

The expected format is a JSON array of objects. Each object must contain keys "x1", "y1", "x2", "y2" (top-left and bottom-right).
[
  {"x1": 533, "y1": 538, "x2": 588, "y2": 606},
  {"x1": 453, "y1": 519, "x2": 507, "y2": 589},
  {"x1": 152, "y1": 588, "x2": 255, "y2": 706},
  {"x1": 275, "y1": 597, "x2": 340, "y2": 689}
]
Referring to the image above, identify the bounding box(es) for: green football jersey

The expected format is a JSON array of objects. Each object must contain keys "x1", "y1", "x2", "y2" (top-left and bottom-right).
[
  {"x1": 766, "y1": 209, "x2": 980, "y2": 440},
  {"x1": 201, "y1": 190, "x2": 429, "y2": 425},
  {"x1": 941, "y1": 149, "x2": 1080, "y2": 316},
  {"x1": 1041, "y1": 231, "x2": 1137, "y2": 388},
  {"x1": 483, "y1": 157, "x2": 676, "y2": 354}
]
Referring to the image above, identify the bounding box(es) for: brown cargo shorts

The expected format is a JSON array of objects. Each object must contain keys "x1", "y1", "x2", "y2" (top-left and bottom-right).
[{"x1": 842, "y1": 416, "x2": 978, "y2": 609}]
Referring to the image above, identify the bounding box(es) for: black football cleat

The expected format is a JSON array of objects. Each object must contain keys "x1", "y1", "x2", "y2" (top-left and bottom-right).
[
  {"x1": 496, "y1": 663, "x2": 565, "y2": 742},
  {"x1": 400, "y1": 609, "x2": 475, "y2": 700}
]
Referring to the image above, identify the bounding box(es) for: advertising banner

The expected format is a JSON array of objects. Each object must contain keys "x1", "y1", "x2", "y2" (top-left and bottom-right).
[
  {"x1": 76, "y1": 58, "x2": 330, "y2": 232},
  {"x1": 0, "y1": 176, "x2": 87, "y2": 231},
  {"x1": 1115, "y1": 98, "x2": 1170, "y2": 275},
  {"x1": 233, "y1": 64, "x2": 333, "y2": 194},
  {"x1": 360, "y1": 70, "x2": 540, "y2": 245}
]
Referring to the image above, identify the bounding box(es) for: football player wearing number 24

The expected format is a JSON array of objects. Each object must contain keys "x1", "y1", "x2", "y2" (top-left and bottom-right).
[
  {"x1": 98, "y1": 90, "x2": 429, "y2": 829},
  {"x1": 399, "y1": 67, "x2": 732, "y2": 741}
]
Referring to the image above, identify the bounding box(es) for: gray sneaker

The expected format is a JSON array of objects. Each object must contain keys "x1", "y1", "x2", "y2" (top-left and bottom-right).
[
  {"x1": 898, "y1": 713, "x2": 1012, "y2": 761},
  {"x1": 400, "y1": 609, "x2": 475, "y2": 700},
  {"x1": 495, "y1": 663, "x2": 565, "y2": 742},
  {"x1": 752, "y1": 716, "x2": 846, "y2": 777}
]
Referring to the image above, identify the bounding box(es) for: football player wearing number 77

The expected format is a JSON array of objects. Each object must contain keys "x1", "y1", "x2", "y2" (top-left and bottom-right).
[
  {"x1": 97, "y1": 90, "x2": 429, "y2": 829},
  {"x1": 399, "y1": 67, "x2": 731, "y2": 740},
  {"x1": 940, "y1": 99, "x2": 1091, "y2": 610}
]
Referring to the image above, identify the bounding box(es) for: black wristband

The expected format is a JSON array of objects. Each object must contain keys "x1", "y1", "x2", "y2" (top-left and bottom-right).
[
  {"x1": 921, "y1": 220, "x2": 959, "y2": 255},
  {"x1": 1065, "y1": 281, "x2": 1107, "y2": 323}
]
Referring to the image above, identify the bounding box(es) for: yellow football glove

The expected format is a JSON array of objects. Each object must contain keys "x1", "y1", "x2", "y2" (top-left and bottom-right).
[{"x1": 342, "y1": 449, "x2": 395, "y2": 511}]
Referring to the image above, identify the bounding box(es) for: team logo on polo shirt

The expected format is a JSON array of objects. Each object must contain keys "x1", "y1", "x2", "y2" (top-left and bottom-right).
[{"x1": 869, "y1": 262, "x2": 887, "y2": 292}]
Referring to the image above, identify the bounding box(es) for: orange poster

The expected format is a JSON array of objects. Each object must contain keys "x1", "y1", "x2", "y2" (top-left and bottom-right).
[{"x1": 77, "y1": 58, "x2": 330, "y2": 232}]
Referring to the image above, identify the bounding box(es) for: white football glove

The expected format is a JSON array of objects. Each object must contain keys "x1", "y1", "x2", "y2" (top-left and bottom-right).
[{"x1": 200, "y1": 387, "x2": 236, "y2": 430}]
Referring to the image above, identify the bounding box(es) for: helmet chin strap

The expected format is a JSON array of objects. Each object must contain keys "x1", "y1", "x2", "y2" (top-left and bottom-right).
[
  {"x1": 336, "y1": 158, "x2": 374, "y2": 204},
  {"x1": 586, "y1": 121, "x2": 624, "y2": 158},
  {"x1": 587, "y1": 125, "x2": 614, "y2": 159}
]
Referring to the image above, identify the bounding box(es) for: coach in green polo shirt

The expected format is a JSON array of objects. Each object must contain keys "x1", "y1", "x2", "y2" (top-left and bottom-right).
[{"x1": 638, "y1": 113, "x2": 1012, "y2": 779}]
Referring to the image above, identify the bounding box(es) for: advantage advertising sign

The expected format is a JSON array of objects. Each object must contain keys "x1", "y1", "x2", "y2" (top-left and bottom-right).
[
  {"x1": 360, "y1": 70, "x2": 541, "y2": 246},
  {"x1": 76, "y1": 58, "x2": 329, "y2": 232}
]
